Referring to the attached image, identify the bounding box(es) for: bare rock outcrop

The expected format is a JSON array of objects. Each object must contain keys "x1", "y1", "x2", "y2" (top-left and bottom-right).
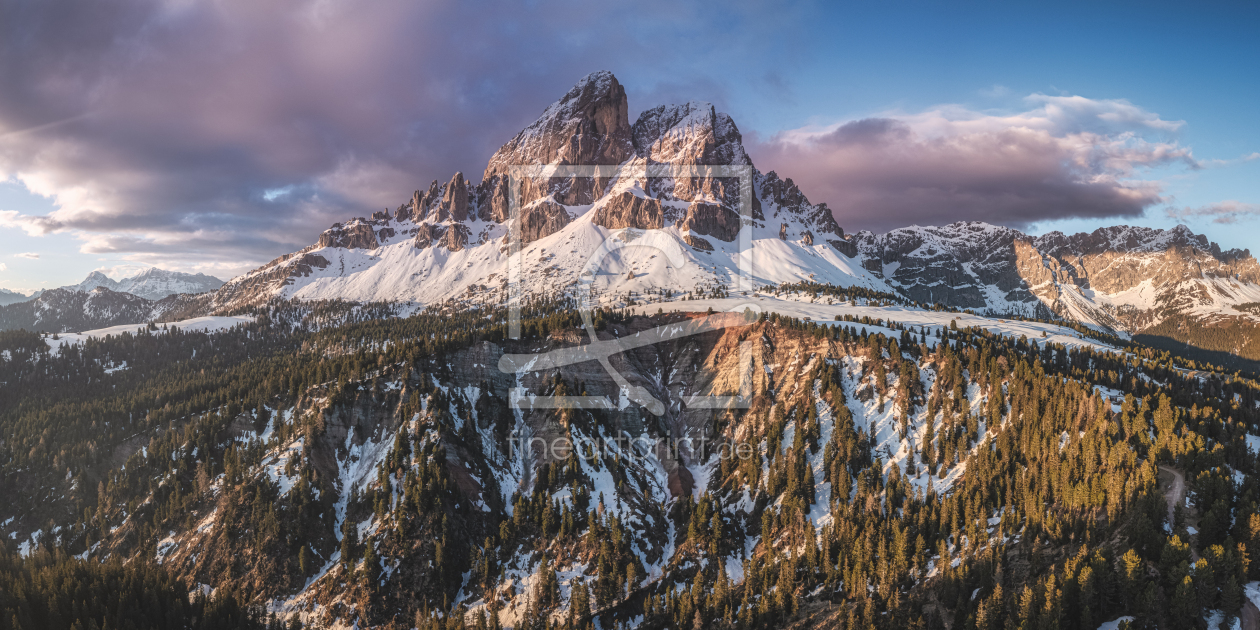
[
  {"x1": 414, "y1": 223, "x2": 446, "y2": 249},
  {"x1": 678, "y1": 202, "x2": 740, "y2": 242},
  {"x1": 591, "y1": 191, "x2": 663, "y2": 231},
  {"x1": 759, "y1": 171, "x2": 841, "y2": 237},
  {"x1": 401, "y1": 180, "x2": 442, "y2": 222},
  {"x1": 683, "y1": 234, "x2": 713, "y2": 251},
  {"x1": 519, "y1": 200, "x2": 571, "y2": 245},
  {"x1": 440, "y1": 223, "x2": 470, "y2": 252},
  {"x1": 431, "y1": 173, "x2": 469, "y2": 223},
  {"x1": 317, "y1": 222, "x2": 379, "y2": 250},
  {"x1": 479, "y1": 176, "x2": 510, "y2": 223},
  {"x1": 632, "y1": 101, "x2": 752, "y2": 209},
  {"x1": 482, "y1": 71, "x2": 634, "y2": 208}
]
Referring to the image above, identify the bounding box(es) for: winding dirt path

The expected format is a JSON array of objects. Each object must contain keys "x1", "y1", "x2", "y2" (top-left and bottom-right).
[
  {"x1": 1159, "y1": 465, "x2": 1257, "y2": 626},
  {"x1": 1158, "y1": 465, "x2": 1201, "y2": 562},
  {"x1": 1158, "y1": 465, "x2": 1185, "y2": 527}
]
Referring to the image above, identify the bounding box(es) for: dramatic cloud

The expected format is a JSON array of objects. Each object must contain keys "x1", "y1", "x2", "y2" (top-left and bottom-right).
[
  {"x1": 1166, "y1": 200, "x2": 1260, "y2": 224},
  {"x1": 0, "y1": 0, "x2": 794, "y2": 276},
  {"x1": 13, "y1": 253, "x2": 39, "y2": 259},
  {"x1": 748, "y1": 95, "x2": 1197, "y2": 233}
]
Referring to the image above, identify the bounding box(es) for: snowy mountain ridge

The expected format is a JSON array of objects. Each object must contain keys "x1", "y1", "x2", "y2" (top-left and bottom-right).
[
  {"x1": 846, "y1": 221, "x2": 1260, "y2": 331},
  {"x1": 205, "y1": 71, "x2": 853, "y2": 315},
  {"x1": 194, "y1": 71, "x2": 1260, "y2": 340},
  {"x1": 64, "y1": 267, "x2": 224, "y2": 301},
  {"x1": 0, "y1": 268, "x2": 225, "y2": 331}
]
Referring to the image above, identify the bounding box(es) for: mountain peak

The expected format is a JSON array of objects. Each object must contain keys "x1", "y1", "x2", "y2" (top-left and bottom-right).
[
  {"x1": 632, "y1": 101, "x2": 750, "y2": 168},
  {"x1": 56, "y1": 267, "x2": 224, "y2": 301},
  {"x1": 483, "y1": 71, "x2": 632, "y2": 180},
  {"x1": 1032, "y1": 223, "x2": 1215, "y2": 258}
]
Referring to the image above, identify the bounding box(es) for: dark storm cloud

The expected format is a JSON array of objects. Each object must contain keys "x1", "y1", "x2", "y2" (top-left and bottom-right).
[
  {"x1": 0, "y1": 0, "x2": 765, "y2": 275},
  {"x1": 747, "y1": 96, "x2": 1197, "y2": 233}
]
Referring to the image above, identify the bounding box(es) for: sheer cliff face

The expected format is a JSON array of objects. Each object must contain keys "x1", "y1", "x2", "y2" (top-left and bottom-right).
[{"x1": 482, "y1": 70, "x2": 634, "y2": 210}]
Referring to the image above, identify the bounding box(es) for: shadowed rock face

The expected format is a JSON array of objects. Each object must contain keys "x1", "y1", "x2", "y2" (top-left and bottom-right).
[
  {"x1": 317, "y1": 222, "x2": 379, "y2": 250},
  {"x1": 758, "y1": 171, "x2": 836, "y2": 234},
  {"x1": 440, "y1": 223, "x2": 470, "y2": 252},
  {"x1": 591, "y1": 192, "x2": 664, "y2": 231},
  {"x1": 433, "y1": 173, "x2": 469, "y2": 223},
  {"x1": 519, "y1": 200, "x2": 571, "y2": 245},
  {"x1": 843, "y1": 221, "x2": 1260, "y2": 328},
  {"x1": 679, "y1": 202, "x2": 740, "y2": 242},
  {"x1": 414, "y1": 223, "x2": 446, "y2": 249},
  {"x1": 479, "y1": 176, "x2": 510, "y2": 223},
  {"x1": 482, "y1": 71, "x2": 634, "y2": 209}
]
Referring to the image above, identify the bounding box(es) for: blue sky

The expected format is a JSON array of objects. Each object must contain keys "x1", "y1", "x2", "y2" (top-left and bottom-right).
[{"x1": 1, "y1": 0, "x2": 1256, "y2": 293}]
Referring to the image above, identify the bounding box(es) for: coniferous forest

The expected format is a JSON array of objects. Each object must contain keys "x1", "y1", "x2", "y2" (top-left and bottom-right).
[{"x1": 3, "y1": 297, "x2": 1260, "y2": 630}]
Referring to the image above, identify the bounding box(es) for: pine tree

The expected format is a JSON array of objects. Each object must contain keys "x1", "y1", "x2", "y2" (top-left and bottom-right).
[
  {"x1": 362, "y1": 543, "x2": 379, "y2": 586},
  {"x1": 568, "y1": 580, "x2": 589, "y2": 626},
  {"x1": 298, "y1": 545, "x2": 311, "y2": 578},
  {"x1": 1170, "y1": 575, "x2": 1196, "y2": 629}
]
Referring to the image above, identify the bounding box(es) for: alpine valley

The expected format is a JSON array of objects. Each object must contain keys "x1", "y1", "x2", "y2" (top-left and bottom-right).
[{"x1": 4, "y1": 72, "x2": 1260, "y2": 630}]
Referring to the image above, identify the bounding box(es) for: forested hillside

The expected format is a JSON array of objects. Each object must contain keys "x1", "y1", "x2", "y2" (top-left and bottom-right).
[
  {"x1": 3, "y1": 293, "x2": 1260, "y2": 629},
  {"x1": 0, "y1": 546, "x2": 265, "y2": 630}
]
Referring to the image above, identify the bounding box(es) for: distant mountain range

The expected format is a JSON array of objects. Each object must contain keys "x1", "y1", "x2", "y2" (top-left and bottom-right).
[
  {"x1": 0, "y1": 268, "x2": 222, "y2": 332},
  {"x1": 59, "y1": 268, "x2": 225, "y2": 300},
  {"x1": 0, "y1": 288, "x2": 32, "y2": 307}
]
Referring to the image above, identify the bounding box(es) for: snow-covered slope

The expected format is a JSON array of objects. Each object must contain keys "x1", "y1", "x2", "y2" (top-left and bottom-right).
[
  {"x1": 631, "y1": 293, "x2": 1123, "y2": 355},
  {"x1": 45, "y1": 315, "x2": 254, "y2": 351}
]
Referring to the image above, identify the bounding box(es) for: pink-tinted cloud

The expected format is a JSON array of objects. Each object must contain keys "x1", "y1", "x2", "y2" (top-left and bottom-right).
[
  {"x1": 0, "y1": 0, "x2": 777, "y2": 275},
  {"x1": 1167, "y1": 200, "x2": 1260, "y2": 224},
  {"x1": 747, "y1": 96, "x2": 1197, "y2": 233}
]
